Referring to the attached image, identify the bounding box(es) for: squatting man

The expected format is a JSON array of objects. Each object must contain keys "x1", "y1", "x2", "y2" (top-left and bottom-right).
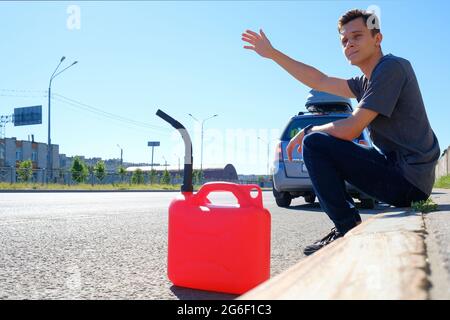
[{"x1": 242, "y1": 9, "x2": 440, "y2": 255}]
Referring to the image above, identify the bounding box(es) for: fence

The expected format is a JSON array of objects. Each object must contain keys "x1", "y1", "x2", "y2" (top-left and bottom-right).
[
  {"x1": 0, "y1": 168, "x2": 174, "y2": 185},
  {"x1": 436, "y1": 146, "x2": 450, "y2": 180},
  {"x1": 0, "y1": 167, "x2": 248, "y2": 186}
]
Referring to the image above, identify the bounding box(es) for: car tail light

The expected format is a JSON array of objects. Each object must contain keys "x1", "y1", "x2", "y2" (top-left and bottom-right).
[
  {"x1": 275, "y1": 142, "x2": 283, "y2": 162},
  {"x1": 358, "y1": 140, "x2": 369, "y2": 146}
]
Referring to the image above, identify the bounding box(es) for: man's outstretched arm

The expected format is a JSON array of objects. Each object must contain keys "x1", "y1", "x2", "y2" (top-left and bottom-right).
[{"x1": 242, "y1": 29, "x2": 355, "y2": 98}]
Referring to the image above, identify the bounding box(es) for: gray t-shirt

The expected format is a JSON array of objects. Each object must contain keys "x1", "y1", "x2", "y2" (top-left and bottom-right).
[{"x1": 347, "y1": 53, "x2": 440, "y2": 196}]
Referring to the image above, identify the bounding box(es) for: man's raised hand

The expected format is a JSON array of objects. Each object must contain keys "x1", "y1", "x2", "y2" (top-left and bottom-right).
[
  {"x1": 242, "y1": 29, "x2": 275, "y2": 59},
  {"x1": 286, "y1": 130, "x2": 306, "y2": 162}
]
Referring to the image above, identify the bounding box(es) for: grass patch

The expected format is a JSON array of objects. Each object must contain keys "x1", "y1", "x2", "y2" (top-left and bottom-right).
[
  {"x1": 411, "y1": 198, "x2": 439, "y2": 213},
  {"x1": 0, "y1": 182, "x2": 184, "y2": 191},
  {"x1": 434, "y1": 174, "x2": 450, "y2": 189}
]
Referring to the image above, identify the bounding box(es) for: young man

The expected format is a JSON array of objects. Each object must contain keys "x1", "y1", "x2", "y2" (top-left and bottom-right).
[{"x1": 242, "y1": 9, "x2": 440, "y2": 255}]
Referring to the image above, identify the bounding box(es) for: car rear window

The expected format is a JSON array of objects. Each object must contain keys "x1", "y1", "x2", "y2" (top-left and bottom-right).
[{"x1": 281, "y1": 116, "x2": 364, "y2": 141}]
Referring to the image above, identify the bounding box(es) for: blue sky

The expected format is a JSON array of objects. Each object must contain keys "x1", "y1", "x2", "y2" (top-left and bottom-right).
[{"x1": 1, "y1": 0, "x2": 449, "y2": 175}]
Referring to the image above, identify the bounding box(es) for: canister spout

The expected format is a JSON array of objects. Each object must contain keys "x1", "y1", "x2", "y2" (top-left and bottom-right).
[{"x1": 156, "y1": 109, "x2": 193, "y2": 193}]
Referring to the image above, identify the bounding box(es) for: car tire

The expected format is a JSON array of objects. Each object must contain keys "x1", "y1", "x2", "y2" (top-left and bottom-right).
[
  {"x1": 273, "y1": 189, "x2": 292, "y2": 208},
  {"x1": 360, "y1": 198, "x2": 375, "y2": 209},
  {"x1": 304, "y1": 193, "x2": 316, "y2": 204}
]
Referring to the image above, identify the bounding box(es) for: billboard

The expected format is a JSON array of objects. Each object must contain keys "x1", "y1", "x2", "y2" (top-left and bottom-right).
[{"x1": 14, "y1": 105, "x2": 42, "y2": 126}]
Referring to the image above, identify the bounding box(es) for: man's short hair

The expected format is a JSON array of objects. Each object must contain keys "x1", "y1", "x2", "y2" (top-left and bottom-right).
[{"x1": 338, "y1": 9, "x2": 380, "y2": 36}]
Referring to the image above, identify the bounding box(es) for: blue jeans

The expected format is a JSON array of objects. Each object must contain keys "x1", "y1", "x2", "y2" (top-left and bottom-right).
[{"x1": 302, "y1": 132, "x2": 429, "y2": 234}]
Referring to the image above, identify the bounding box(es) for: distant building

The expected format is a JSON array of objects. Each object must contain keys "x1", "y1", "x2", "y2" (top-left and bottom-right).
[
  {"x1": 126, "y1": 163, "x2": 239, "y2": 181},
  {"x1": 203, "y1": 164, "x2": 238, "y2": 181},
  {"x1": 60, "y1": 156, "x2": 153, "y2": 172},
  {"x1": 0, "y1": 137, "x2": 59, "y2": 182},
  {"x1": 61, "y1": 155, "x2": 102, "y2": 170}
]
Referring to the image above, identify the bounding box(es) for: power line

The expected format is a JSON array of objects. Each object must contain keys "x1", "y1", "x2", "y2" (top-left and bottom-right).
[
  {"x1": 51, "y1": 96, "x2": 155, "y2": 135},
  {"x1": 50, "y1": 95, "x2": 173, "y2": 136},
  {"x1": 52, "y1": 93, "x2": 171, "y2": 132},
  {"x1": 52, "y1": 96, "x2": 165, "y2": 136},
  {"x1": 0, "y1": 89, "x2": 47, "y2": 99},
  {"x1": 0, "y1": 89, "x2": 47, "y2": 94},
  {"x1": 1, "y1": 88, "x2": 175, "y2": 136},
  {"x1": 0, "y1": 93, "x2": 47, "y2": 98}
]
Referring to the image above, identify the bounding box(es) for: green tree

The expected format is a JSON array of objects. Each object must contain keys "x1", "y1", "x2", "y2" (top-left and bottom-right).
[
  {"x1": 71, "y1": 156, "x2": 88, "y2": 183},
  {"x1": 94, "y1": 160, "x2": 106, "y2": 182},
  {"x1": 117, "y1": 165, "x2": 127, "y2": 183},
  {"x1": 149, "y1": 169, "x2": 157, "y2": 184},
  {"x1": 161, "y1": 169, "x2": 171, "y2": 185},
  {"x1": 193, "y1": 169, "x2": 204, "y2": 185},
  {"x1": 17, "y1": 159, "x2": 33, "y2": 182},
  {"x1": 131, "y1": 168, "x2": 144, "y2": 184}
]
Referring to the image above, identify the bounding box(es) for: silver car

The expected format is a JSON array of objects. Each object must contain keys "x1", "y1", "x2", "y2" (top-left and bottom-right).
[{"x1": 272, "y1": 90, "x2": 376, "y2": 209}]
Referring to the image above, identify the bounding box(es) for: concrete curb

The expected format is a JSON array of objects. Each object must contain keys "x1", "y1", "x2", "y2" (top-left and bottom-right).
[{"x1": 239, "y1": 206, "x2": 430, "y2": 300}]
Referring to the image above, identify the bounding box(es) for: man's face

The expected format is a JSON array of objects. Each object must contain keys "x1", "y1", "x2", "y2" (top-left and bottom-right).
[{"x1": 339, "y1": 17, "x2": 382, "y2": 66}]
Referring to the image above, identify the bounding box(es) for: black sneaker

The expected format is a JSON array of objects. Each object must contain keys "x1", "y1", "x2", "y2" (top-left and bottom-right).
[{"x1": 303, "y1": 228, "x2": 343, "y2": 256}]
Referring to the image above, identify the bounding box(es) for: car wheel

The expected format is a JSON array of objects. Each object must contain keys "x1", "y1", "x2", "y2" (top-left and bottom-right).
[
  {"x1": 273, "y1": 188, "x2": 292, "y2": 208},
  {"x1": 360, "y1": 198, "x2": 375, "y2": 209},
  {"x1": 304, "y1": 193, "x2": 316, "y2": 204}
]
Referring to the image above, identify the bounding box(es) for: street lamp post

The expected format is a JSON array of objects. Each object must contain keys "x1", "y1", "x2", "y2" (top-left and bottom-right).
[
  {"x1": 117, "y1": 144, "x2": 123, "y2": 166},
  {"x1": 174, "y1": 153, "x2": 181, "y2": 173},
  {"x1": 258, "y1": 136, "x2": 271, "y2": 177},
  {"x1": 48, "y1": 56, "x2": 78, "y2": 182},
  {"x1": 188, "y1": 113, "x2": 218, "y2": 173}
]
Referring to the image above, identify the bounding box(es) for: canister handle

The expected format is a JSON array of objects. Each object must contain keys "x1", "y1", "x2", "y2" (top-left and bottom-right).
[{"x1": 194, "y1": 182, "x2": 263, "y2": 208}]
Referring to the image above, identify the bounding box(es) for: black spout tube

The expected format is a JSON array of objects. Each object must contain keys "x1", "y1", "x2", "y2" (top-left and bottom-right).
[{"x1": 156, "y1": 109, "x2": 193, "y2": 193}]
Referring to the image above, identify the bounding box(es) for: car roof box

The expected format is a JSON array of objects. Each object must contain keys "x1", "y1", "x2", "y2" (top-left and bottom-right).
[{"x1": 305, "y1": 90, "x2": 353, "y2": 113}]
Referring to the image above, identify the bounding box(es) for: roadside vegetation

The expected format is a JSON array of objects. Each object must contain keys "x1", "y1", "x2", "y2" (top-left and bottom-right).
[
  {"x1": 434, "y1": 174, "x2": 450, "y2": 189},
  {"x1": 3, "y1": 159, "x2": 269, "y2": 191},
  {"x1": 0, "y1": 182, "x2": 183, "y2": 191},
  {"x1": 411, "y1": 198, "x2": 439, "y2": 213}
]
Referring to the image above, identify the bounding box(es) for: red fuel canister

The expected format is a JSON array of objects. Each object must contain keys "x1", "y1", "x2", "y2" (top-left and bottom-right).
[
  {"x1": 168, "y1": 182, "x2": 271, "y2": 294},
  {"x1": 156, "y1": 109, "x2": 271, "y2": 294}
]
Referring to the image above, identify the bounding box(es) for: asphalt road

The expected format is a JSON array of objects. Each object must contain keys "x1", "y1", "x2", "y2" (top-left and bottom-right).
[{"x1": 0, "y1": 191, "x2": 388, "y2": 300}]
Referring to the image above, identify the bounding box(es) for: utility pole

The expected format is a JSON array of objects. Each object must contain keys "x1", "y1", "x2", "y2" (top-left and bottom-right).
[
  {"x1": 148, "y1": 141, "x2": 160, "y2": 171},
  {"x1": 0, "y1": 115, "x2": 13, "y2": 139},
  {"x1": 174, "y1": 153, "x2": 181, "y2": 173},
  {"x1": 162, "y1": 156, "x2": 168, "y2": 169},
  {"x1": 188, "y1": 113, "x2": 218, "y2": 173},
  {"x1": 117, "y1": 144, "x2": 123, "y2": 166},
  {"x1": 48, "y1": 56, "x2": 78, "y2": 183}
]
